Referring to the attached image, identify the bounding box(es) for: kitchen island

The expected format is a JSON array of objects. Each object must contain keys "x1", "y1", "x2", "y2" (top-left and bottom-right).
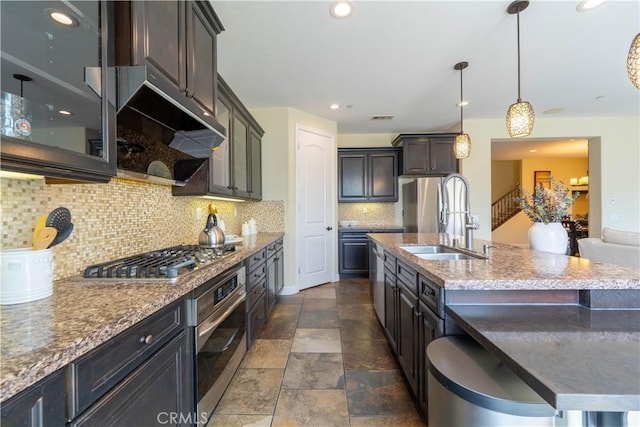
[
  {"x1": 368, "y1": 232, "x2": 640, "y2": 423},
  {"x1": 0, "y1": 233, "x2": 284, "y2": 404}
]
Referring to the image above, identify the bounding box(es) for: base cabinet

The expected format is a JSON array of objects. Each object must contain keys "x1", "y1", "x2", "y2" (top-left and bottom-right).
[
  {"x1": 0, "y1": 370, "x2": 65, "y2": 427},
  {"x1": 69, "y1": 331, "x2": 192, "y2": 427}
]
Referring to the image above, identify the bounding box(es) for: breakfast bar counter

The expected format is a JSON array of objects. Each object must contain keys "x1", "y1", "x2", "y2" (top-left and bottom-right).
[{"x1": 446, "y1": 304, "x2": 640, "y2": 412}]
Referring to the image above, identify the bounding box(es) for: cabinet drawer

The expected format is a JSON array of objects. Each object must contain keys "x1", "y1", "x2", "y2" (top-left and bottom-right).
[
  {"x1": 266, "y1": 242, "x2": 278, "y2": 259},
  {"x1": 397, "y1": 261, "x2": 417, "y2": 295},
  {"x1": 247, "y1": 262, "x2": 267, "y2": 286},
  {"x1": 419, "y1": 275, "x2": 443, "y2": 318},
  {"x1": 67, "y1": 300, "x2": 185, "y2": 418},
  {"x1": 246, "y1": 249, "x2": 267, "y2": 273},
  {"x1": 339, "y1": 231, "x2": 369, "y2": 239},
  {"x1": 247, "y1": 277, "x2": 267, "y2": 310},
  {"x1": 383, "y1": 251, "x2": 396, "y2": 272}
]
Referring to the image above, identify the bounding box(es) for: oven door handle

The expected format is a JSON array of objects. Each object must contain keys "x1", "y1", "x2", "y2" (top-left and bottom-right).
[{"x1": 197, "y1": 291, "x2": 246, "y2": 352}]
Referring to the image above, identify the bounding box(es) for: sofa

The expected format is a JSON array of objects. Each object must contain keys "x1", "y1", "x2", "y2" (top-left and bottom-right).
[{"x1": 577, "y1": 227, "x2": 640, "y2": 270}]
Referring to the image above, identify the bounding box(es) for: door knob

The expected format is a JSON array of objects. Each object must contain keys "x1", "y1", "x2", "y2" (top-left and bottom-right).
[{"x1": 326, "y1": 226, "x2": 333, "y2": 231}]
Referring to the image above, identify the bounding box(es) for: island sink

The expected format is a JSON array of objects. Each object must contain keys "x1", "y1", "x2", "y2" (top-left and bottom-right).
[{"x1": 399, "y1": 245, "x2": 486, "y2": 261}]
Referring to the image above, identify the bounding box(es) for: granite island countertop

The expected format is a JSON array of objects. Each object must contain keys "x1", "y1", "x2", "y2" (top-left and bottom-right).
[
  {"x1": 368, "y1": 233, "x2": 640, "y2": 290},
  {"x1": 446, "y1": 305, "x2": 640, "y2": 412},
  {"x1": 0, "y1": 232, "x2": 284, "y2": 403}
]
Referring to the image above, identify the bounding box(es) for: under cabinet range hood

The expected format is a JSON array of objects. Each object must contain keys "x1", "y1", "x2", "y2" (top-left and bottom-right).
[{"x1": 115, "y1": 65, "x2": 226, "y2": 158}]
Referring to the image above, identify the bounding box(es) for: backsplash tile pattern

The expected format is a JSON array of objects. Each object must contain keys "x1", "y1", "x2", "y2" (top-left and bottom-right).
[
  {"x1": 338, "y1": 203, "x2": 399, "y2": 226},
  {"x1": 1, "y1": 177, "x2": 284, "y2": 280}
]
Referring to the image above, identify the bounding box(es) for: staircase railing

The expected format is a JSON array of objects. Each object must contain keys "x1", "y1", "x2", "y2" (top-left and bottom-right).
[{"x1": 492, "y1": 184, "x2": 522, "y2": 230}]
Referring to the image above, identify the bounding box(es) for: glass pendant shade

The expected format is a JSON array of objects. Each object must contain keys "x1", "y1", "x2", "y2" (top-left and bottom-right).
[
  {"x1": 628, "y1": 33, "x2": 640, "y2": 89},
  {"x1": 453, "y1": 133, "x2": 471, "y2": 159},
  {"x1": 506, "y1": 101, "x2": 535, "y2": 137}
]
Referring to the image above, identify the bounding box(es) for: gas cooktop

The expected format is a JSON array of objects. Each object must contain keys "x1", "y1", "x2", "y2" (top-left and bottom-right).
[{"x1": 82, "y1": 244, "x2": 236, "y2": 281}]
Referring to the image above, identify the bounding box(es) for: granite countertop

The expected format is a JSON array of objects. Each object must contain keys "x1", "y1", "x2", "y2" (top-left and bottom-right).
[
  {"x1": 368, "y1": 233, "x2": 639, "y2": 290},
  {"x1": 0, "y1": 232, "x2": 284, "y2": 403},
  {"x1": 446, "y1": 304, "x2": 640, "y2": 412}
]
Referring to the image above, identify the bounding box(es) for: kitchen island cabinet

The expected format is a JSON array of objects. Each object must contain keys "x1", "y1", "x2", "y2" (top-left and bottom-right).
[
  {"x1": 0, "y1": 370, "x2": 65, "y2": 427},
  {"x1": 368, "y1": 232, "x2": 640, "y2": 421}
]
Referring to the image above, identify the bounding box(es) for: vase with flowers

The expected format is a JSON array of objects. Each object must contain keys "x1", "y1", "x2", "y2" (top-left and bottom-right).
[{"x1": 514, "y1": 176, "x2": 578, "y2": 254}]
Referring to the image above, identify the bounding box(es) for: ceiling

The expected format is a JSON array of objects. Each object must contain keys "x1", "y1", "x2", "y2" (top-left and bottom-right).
[{"x1": 211, "y1": 0, "x2": 639, "y2": 158}]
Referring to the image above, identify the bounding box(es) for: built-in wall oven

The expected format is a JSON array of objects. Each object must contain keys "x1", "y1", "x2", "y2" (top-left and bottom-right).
[{"x1": 190, "y1": 265, "x2": 246, "y2": 422}]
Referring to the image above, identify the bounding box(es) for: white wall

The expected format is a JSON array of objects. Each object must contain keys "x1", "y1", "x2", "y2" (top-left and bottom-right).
[
  {"x1": 463, "y1": 116, "x2": 640, "y2": 240},
  {"x1": 251, "y1": 107, "x2": 337, "y2": 294}
]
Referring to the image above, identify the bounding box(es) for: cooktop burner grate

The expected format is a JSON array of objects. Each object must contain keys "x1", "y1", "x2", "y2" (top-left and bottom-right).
[{"x1": 83, "y1": 245, "x2": 235, "y2": 280}]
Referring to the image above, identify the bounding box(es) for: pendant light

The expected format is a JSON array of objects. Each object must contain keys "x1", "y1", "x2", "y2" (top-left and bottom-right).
[
  {"x1": 505, "y1": 1, "x2": 534, "y2": 138},
  {"x1": 627, "y1": 33, "x2": 640, "y2": 89},
  {"x1": 453, "y1": 61, "x2": 471, "y2": 159}
]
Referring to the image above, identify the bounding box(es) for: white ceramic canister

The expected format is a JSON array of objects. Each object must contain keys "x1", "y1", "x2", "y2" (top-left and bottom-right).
[
  {"x1": 1, "y1": 248, "x2": 53, "y2": 305},
  {"x1": 249, "y1": 218, "x2": 257, "y2": 234},
  {"x1": 241, "y1": 221, "x2": 250, "y2": 236}
]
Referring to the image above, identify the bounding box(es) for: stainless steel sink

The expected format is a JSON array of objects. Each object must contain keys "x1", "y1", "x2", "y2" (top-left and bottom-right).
[
  {"x1": 400, "y1": 245, "x2": 456, "y2": 254},
  {"x1": 399, "y1": 245, "x2": 484, "y2": 261},
  {"x1": 414, "y1": 252, "x2": 479, "y2": 261}
]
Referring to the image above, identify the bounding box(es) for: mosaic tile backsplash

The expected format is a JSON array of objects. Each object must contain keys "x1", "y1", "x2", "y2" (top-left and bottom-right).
[
  {"x1": 338, "y1": 202, "x2": 400, "y2": 226},
  {"x1": 1, "y1": 177, "x2": 284, "y2": 280}
]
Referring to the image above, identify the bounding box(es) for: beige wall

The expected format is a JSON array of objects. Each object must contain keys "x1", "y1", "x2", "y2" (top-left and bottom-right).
[
  {"x1": 251, "y1": 107, "x2": 338, "y2": 294},
  {"x1": 464, "y1": 116, "x2": 640, "y2": 240},
  {"x1": 491, "y1": 160, "x2": 520, "y2": 202},
  {"x1": 337, "y1": 133, "x2": 396, "y2": 148}
]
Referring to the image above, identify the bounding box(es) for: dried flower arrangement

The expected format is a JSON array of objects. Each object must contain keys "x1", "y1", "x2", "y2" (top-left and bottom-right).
[{"x1": 515, "y1": 176, "x2": 578, "y2": 224}]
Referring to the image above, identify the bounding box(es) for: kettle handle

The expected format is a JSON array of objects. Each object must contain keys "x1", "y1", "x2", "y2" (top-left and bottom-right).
[{"x1": 205, "y1": 213, "x2": 217, "y2": 230}]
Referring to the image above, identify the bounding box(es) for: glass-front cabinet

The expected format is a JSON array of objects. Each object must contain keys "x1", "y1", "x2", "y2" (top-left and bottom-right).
[{"x1": 0, "y1": 1, "x2": 116, "y2": 181}]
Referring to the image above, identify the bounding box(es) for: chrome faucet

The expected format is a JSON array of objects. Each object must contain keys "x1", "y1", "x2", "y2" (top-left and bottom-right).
[{"x1": 464, "y1": 215, "x2": 479, "y2": 250}]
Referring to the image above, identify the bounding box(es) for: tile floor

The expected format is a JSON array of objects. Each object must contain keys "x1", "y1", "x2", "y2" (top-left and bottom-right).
[{"x1": 209, "y1": 278, "x2": 427, "y2": 427}]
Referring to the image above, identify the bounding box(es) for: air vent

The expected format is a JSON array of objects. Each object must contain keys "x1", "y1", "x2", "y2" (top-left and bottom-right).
[{"x1": 371, "y1": 115, "x2": 394, "y2": 121}]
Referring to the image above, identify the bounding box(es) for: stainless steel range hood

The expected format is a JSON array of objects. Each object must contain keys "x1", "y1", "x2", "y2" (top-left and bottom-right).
[{"x1": 116, "y1": 66, "x2": 225, "y2": 158}]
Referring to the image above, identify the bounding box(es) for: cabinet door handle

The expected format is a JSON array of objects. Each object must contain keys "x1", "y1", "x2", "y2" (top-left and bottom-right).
[
  {"x1": 326, "y1": 226, "x2": 333, "y2": 231},
  {"x1": 140, "y1": 334, "x2": 153, "y2": 345}
]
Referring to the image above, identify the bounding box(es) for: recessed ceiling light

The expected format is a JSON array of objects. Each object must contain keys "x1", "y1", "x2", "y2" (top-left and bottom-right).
[
  {"x1": 58, "y1": 110, "x2": 73, "y2": 115},
  {"x1": 329, "y1": 104, "x2": 340, "y2": 110},
  {"x1": 456, "y1": 101, "x2": 469, "y2": 107},
  {"x1": 47, "y1": 10, "x2": 79, "y2": 27},
  {"x1": 529, "y1": 149, "x2": 538, "y2": 153},
  {"x1": 203, "y1": 111, "x2": 211, "y2": 116},
  {"x1": 330, "y1": 1, "x2": 354, "y2": 19},
  {"x1": 576, "y1": 0, "x2": 606, "y2": 12},
  {"x1": 543, "y1": 108, "x2": 565, "y2": 115}
]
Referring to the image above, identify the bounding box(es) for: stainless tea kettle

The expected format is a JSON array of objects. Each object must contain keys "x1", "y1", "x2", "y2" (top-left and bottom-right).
[{"x1": 199, "y1": 204, "x2": 225, "y2": 248}]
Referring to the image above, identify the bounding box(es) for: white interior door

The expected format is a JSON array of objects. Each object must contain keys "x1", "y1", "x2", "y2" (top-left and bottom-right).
[{"x1": 296, "y1": 125, "x2": 336, "y2": 290}]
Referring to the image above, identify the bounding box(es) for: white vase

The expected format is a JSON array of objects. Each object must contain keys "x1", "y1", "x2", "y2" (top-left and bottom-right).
[{"x1": 528, "y1": 222, "x2": 568, "y2": 254}]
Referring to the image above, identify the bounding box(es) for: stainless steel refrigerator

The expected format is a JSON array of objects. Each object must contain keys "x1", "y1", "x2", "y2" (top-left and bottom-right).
[
  {"x1": 402, "y1": 178, "x2": 443, "y2": 233},
  {"x1": 402, "y1": 175, "x2": 470, "y2": 236}
]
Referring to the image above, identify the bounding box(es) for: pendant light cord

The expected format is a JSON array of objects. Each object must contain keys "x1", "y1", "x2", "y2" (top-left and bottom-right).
[
  {"x1": 459, "y1": 67, "x2": 464, "y2": 133},
  {"x1": 516, "y1": 10, "x2": 522, "y2": 102}
]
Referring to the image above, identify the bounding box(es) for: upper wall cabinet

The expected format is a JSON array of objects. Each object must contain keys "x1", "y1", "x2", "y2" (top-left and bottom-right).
[
  {"x1": 119, "y1": 0, "x2": 223, "y2": 118},
  {"x1": 392, "y1": 134, "x2": 459, "y2": 177},
  {"x1": 0, "y1": 1, "x2": 116, "y2": 182},
  {"x1": 173, "y1": 75, "x2": 264, "y2": 200},
  {"x1": 338, "y1": 148, "x2": 399, "y2": 202}
]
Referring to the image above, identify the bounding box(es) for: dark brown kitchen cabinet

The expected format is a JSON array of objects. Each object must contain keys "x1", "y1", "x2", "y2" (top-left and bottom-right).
[
  {"x1": 127, "y1": 0, "x2": 223, "y2": 118},
  {"x1": 173, "y1": 75, "x2": 264, "y2": 200},
  {"x1": 338, "y1": 148, "x2": 399, "y2": 202},
  {"x1": 68, "y1": 331, "x2": 192, "y2": 427},
  {"x1": 339, "y1": 230, "x2": 370, "y2": 276},
  {"x1": 275, "y1": 242, "x2": 284, "y2": 295},
  {"x1": 392, "y1": 133, "x2": 459, "y2": 176},
  {"x1": 383, "y1": 265, "x2": 398, "y2": 353},
  {"x1": 396, "y1": 261, "x2": 419, "y2": 397},
  {"x1": 0, "y1": 370, "x2": 65, "y2": 427},
  {"x1": 64, "y1": 298, "x2": 192, "y2": 425},
  {"x1": 418, "y1": 299, "x2": 444, "y2": 416},
  {"x1": 0, "y1": 1, "x2": 116, "y2": 182},
  {"x1": 340, "y1": 228, "x2": 404, "y2": 278}
]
